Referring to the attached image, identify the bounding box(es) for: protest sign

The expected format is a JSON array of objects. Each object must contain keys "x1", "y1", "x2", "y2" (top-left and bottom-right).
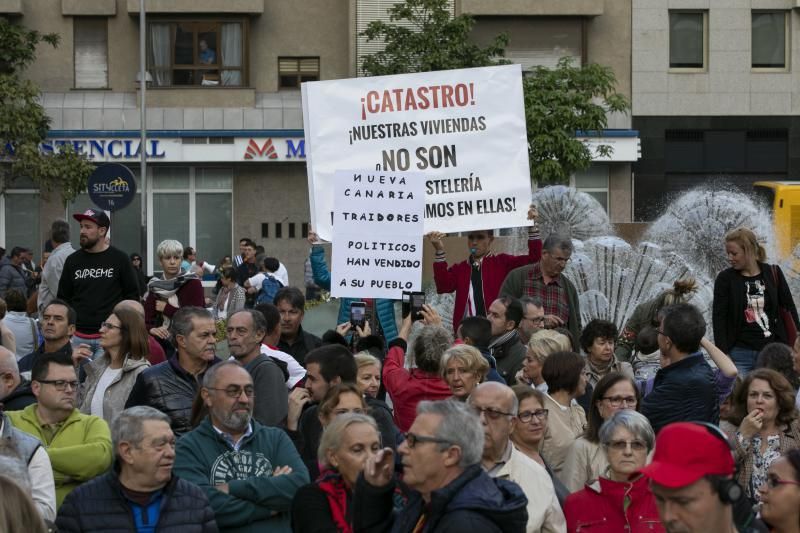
[
  {"x1": 302, "y1": 64, "x2": 532, "y2": 241},
  {"x1": 330, "y1": 170, "x2": 425, "y2": 299}
]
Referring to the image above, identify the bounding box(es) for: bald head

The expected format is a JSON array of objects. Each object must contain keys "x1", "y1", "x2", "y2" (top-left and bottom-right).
[
  {"x1": 0, "y1": 346, "x2": 20, "y2": 399},
  {"x1": 114, "y1": 299, "x2": 145, "y2": 318},
  {"x1": 471, "y1": 381, "x2": 518, "y2": 415}
]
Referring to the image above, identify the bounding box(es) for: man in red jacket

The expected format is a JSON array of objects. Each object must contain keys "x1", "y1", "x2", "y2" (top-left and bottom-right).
[{"x1": 428, "y1": 204, "x2": 540, "y2": 332}]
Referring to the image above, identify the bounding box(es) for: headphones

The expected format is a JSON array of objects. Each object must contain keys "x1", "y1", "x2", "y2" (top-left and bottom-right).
[{"x1": 693, "y1": 422, "x2": 744, "y2": 505}]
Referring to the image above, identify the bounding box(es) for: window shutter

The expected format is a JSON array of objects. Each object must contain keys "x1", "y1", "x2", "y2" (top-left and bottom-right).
[
  {"x1": 355, "y1": 0, "x2": 454, "y2": 76},
  {"x1": 74, "y1": 18, "x2": 108, "y2": 89}
]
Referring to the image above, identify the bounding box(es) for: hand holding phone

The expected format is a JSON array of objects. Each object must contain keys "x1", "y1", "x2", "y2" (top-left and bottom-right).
[{"x1": 350, "y1": 301, "x2": 367, "y2": 329}]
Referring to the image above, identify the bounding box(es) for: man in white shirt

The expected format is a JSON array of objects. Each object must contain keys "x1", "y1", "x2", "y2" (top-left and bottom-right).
[{"x1": 469, "y1": 381, "x2": 566, "y2": 533}]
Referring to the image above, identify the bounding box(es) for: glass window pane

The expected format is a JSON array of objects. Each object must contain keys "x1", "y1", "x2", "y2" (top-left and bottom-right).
[
  {"x1": 574, "y1": 166, "x2": 610, "y2": 188},
  {"x1": 153, "y1": 193, "x2": 190, "y2": 268},
  {"x1": 5, "y1": 193, "x2": 39, "y2": 253},
  {"x1": 583, "y1": 191, "x2": 608, "y2": 212},
  {"x1": 670, "y1": 12, "x2": 704, "y2": 68},
  {"x1": 153, "y1": 167, "x2": 190, "y2": 189},
  {"x1": 195, "y1": 168, "x2": 233, "y2": 189},
  {"x1": 196, "y1": 194, "x2": 232, "y2": 270},
  {"x1": 752, "y1": 12, "x2": 786, "y2": 68},
  {"x1": 174, "y1": 23, "x2": 194, "y2": 65}
]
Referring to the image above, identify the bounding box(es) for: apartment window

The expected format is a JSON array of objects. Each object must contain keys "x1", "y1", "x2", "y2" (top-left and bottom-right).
[
  {"x1": 573, "y1": 166, "x2": 609, "y2": 212},
  {"x1": 752, "y1": 11, "x2": 789, "y2": 69},
  {"x1": 275, "y1": 223, "x2": 283, "y2": 239},
  {"x1": 74, "y1": 18, "x2": 108, "y2": 89},
  {"x1": 147, "y1": 20, "x2": 247, "y2": 87},
  {"x1": 151, "y1": 167, "x2": 232, "y2": 274},
  {"x1": 279, "y1": 57, "x2": 320, "y2": 89},
  {"x1": 669, "y1": 11, "x2": 707, "y2": 70}
]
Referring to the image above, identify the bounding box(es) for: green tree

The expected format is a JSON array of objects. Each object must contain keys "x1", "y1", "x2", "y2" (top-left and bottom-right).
[
  {"x1": 361, "y1": 0, "x2": 630, "y2": 185},
  {"x1": 0, "y1": 18, "x2": 93, "y2": 204}
]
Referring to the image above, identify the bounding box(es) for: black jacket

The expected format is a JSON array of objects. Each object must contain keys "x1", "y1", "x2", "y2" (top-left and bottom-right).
[
  {"x1": 125, "y1": 355, "x2": 220, "y2": 437},
  {"x1": 713, "y1": 262, "x2": 799, "y2": 352},
  {"x1": 490, "y1": 333, "x2": 526, "y2": 385},
  {"x1": 641, "y1": 352, "x2": 719, "y2": 433},
  {"x1": 353, "y1": 464, "x2": 528, "y2": 533},
  {"x1": 0, "y1": 379, "x2": 36, "y2": 411},
  {"x1": 56, "y1": 465, "x2": 217, "y2": 532},
  {"x1": 278, "y1": 326, "x2": 323, "y2": 366},
  {"x1": 291, "y1": 482, "x2": 352, "y2": 533}
]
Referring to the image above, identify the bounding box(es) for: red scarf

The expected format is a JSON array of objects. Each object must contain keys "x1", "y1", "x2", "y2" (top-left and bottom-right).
[{"x1": 316, "y1": 469, "x2": 352, "y2": 533}]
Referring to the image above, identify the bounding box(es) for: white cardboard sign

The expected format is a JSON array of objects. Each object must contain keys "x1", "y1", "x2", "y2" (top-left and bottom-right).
[
  {"x1": 330, "y1": 170, "x2": 425, "y2": 299},
  {"x1": 302, "y1": 64, "x2": 532, "y2": 241}
]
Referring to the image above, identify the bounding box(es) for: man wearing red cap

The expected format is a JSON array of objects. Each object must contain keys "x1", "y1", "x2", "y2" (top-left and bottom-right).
[
  {"x1": 57, "y1": 209, "x2": 140, "y2": 358},
  {"x1": 641, "y1": 422, "x2": 761, "y2": 533}
]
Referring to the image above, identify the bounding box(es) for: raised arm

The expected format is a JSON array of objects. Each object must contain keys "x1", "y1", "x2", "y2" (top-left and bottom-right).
[{"x1": 700, "y1": 337, "x2": 738, "y2": 379}]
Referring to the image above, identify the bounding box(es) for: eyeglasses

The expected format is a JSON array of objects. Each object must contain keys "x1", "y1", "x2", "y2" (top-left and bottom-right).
[
  {"x1": 404, "y1": 432, "x2": 453, "y2": 449},
  {"x1": 605, "y1": 439, "x2": 648, "y2": 452},
  {"x1": 602, "y1": 396, "x2": 638, "y2": 408},
  {"x1": 206, "y1": 385, "x2": 255, "y2": 398},
  {"x1": 101, "y1": 322, "x2": 124, "y2": 331},
  {"x1": 517, "y1": 409, "x2": 549, "y2": 423},
  {"x1": 36, "y1": 379, "x2": 80, "y2": 391},
  {"x1": 765, "y1": 474, "x2": 800, "y2": 490},
  {"x1": 471, "y1": 405, "x2": 515, "y2": 421}
]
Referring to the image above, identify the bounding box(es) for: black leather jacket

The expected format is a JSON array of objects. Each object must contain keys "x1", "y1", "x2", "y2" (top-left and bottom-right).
[
  {"x1": 125, "y1": 355, "x2": 220, "y2": 437},
  {"x1": 56, "y1": 463, "x2": 217, "y2": 532}
]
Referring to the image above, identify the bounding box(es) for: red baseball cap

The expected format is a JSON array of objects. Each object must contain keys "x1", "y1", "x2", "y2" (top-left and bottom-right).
[
  {"x1": 73, "y1": 209, "x2": 110, "y2": 228},
  {"x1": 640, "y1": 422, "x2": 734, "y2": 488}
]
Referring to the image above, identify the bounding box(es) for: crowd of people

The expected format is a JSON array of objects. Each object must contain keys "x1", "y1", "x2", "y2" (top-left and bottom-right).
[{"x1": 0, "y1": 206, "x2": 799, "y2": 532}]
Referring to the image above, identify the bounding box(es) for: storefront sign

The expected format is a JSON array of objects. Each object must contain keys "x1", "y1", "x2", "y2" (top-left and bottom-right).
[
  {"x1": 40, "y1": 137, "x2": 307, "y2": 163},
  {"x1": 302, "y1": 64, "x2": 533, "y2": 240},
  {"x1": 87, "y1": 163, "x2": 137, "y2": 211},
  {"x1": 330, "y1": 170, "x2": 425, "y2": 299}
]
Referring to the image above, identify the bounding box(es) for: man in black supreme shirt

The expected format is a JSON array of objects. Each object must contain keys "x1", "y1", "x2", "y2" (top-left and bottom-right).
[{"x1": 57, "y1": 209, "x2": 140, "y2": 358}]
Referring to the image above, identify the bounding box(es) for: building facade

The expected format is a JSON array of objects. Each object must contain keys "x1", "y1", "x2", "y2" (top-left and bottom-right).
[
  {"x1": 632, "y1": 0, "x2": 799, "y2": 221},
  {"x1": 4, "y1": 0, "x2": 637, "y2": 281}
]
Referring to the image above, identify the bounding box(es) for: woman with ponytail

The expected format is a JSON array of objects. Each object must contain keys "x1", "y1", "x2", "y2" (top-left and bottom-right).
[
  {"x1": 615, "y1": 277, "x2": 697, "y2": 364},
  {"x1": 713, "y1": 227, "x2": 799, "y2": 375}
]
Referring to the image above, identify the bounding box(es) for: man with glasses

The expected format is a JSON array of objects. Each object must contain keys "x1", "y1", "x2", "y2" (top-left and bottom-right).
[
  {"x1": 500, "y1": 234, "x2": 581, "y2": 344},
  {"x1": 174, "y1": 361, "x2": 308, "y2": 532},
  {"x1": 469, "y1": 382, "x2": 566, "y2": 533},
  {"x1": 227, "y1": 309, "x2": 288, "y2": 427},
  {"x1": 641, "y1": 304, "x2": 719, "y2": 433},
  {"x1": 357, "y1": 399, "x2": 529, "y2": 532},
  {"x1": 518, "y1": 296, "x2": 546, "y2": 344},
  {"x1": 7, "y1": 352, "x2": 112, "y2": 508}
]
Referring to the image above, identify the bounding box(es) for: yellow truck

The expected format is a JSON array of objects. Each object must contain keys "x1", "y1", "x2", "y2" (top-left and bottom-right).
[{"x1": 753, "y1": 181, "x2": 800, "y2": 259}]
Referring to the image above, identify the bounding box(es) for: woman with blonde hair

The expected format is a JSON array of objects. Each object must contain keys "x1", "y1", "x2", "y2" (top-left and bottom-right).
[
  {"x1": 517, "y1": 329, "x2": 572, "y2": 392},
  {"x1": 145, "y1": 239, "x2": 205, "y2": 350},
  {"x1": 714, "y1": 227, "x2": 799, "y2": 374},
  {"x1": 354, "y1": 352, "x2": 382, "y2": 400},
  {"x1": 440, "y1": 344, "x2": 489, "y2": 401},
  {"x1": 291, "y1": 413, "x2": 381, "y2": 533},
  {"x1": 0, "y1": 475, "x2": 47, "y2": 533}
]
